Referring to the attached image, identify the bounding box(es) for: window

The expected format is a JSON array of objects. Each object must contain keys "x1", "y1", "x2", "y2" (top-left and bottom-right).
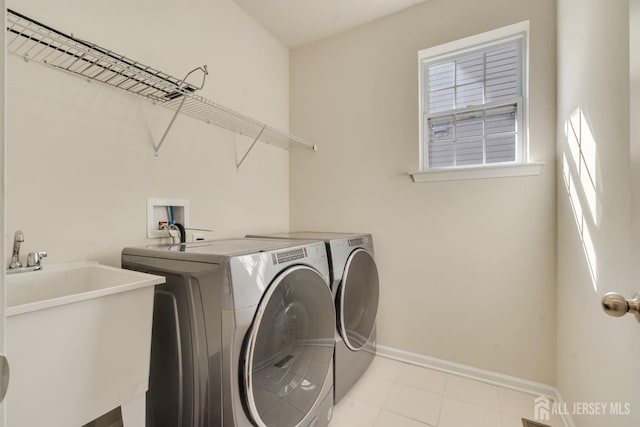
[{"x1": 418, "y1": 22, "x2": 531, "y2": 176}]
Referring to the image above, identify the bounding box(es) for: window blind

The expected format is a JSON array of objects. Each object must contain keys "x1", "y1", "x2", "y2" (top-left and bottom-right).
[{"x1": 423, "y1": 40, "x2": 522, "y2": 168}]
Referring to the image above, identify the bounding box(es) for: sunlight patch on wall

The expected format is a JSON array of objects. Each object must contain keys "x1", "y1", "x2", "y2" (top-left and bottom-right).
[
  {"x1": 562, "y1": 109, "x2": 599, "y2": 291},
  {"x1": 566, "y1": 109, "x2": 598, "y2": 222}
]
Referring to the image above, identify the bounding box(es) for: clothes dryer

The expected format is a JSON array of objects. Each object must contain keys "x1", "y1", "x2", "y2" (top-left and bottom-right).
[
  {"x1": 122, "y1": 238, "x2": 335, "y2": 427},
  {"x1": 246, "y1": 232, "x2": 379, "y2": 403}
]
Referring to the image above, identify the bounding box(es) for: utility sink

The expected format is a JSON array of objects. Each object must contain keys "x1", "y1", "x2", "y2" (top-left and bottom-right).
[{"x1": 5, "y1": 261, "x2": 165, "y2": 427}]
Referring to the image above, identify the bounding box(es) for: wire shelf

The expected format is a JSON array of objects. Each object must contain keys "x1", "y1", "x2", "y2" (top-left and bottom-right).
[{"x1": 6, "y1": 9, "x2": 317, "y2": 159}]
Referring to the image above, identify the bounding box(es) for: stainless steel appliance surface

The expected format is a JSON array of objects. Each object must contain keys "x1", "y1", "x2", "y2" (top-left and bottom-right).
[
  {"x1": 246, "y1": 232, "x2": 380, "y2": 403},
  {"x1": 122, "y1": 238, "x2": 336, "y2": 427}
]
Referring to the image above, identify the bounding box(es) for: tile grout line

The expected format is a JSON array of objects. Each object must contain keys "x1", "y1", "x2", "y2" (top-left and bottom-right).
[
  {"x1": 374, "y1": 363, "x2": 399, "y2": 424},
  {"x1": 375, "y1": 348, "x2": 571, "y2": 427},
  {"x1": 443, "y1": 395, "x2": 504, "y2": 415},
  {"x1": 383, "y1": 374, "x2": 444, "y2": 426},
  {"x1": 381, "y1": 407, "x2": 436, "y2": 427},
  {"x1": 349, "y1": 356, "x2": 566, "y2": 427},
  {"x1": 369, "y1": 404, "x2": 383, "y2": 427},
  {"x1": 343, "y1": 357, "x2": 550, "y2": 427},
  {"x1": 435, "y1": 373, "x2": 450, "y2": 427},
  {"x1": 350, "y1": 360, "x2": 402, "y2": 427},
  {"x1": 372, "y1": 361, "x2": 434, "y2": 426},
  {"x1": 497, "y1": 387, "x2": 506, "y2": 414},
  {"x1": 442, "y1": 378, "x2": 516, "y2": 425}
]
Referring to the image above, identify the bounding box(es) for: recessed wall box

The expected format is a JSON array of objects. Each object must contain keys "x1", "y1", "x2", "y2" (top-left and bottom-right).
[{"x1": 147, "y1": 198, "x2": 190, "y2": 238}]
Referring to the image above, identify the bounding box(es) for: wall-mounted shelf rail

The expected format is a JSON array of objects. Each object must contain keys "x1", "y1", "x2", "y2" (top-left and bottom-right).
[{"x1": 5, "y1": 9, "x2": 317, "y2": 163}]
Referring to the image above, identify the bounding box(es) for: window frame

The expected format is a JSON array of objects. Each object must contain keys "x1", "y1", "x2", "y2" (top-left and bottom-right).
[{"x1": 418, "y1": 21, "x2": 531, "y2": 173}]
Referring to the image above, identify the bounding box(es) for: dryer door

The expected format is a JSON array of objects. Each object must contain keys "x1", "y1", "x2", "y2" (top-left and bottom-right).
[
  {"x1": 243, "y1": 265, "x2": 335, "y2": 427},
  {"x1": 338, "y1": 248, "x2": 380, "y2": 351}
]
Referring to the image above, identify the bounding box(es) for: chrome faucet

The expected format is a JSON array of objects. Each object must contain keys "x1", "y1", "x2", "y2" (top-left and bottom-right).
[
  {"x1": 7, "y1": 231, "x2": 47, "y2": 274},
  {"x1": 9, "y1": 230, "x2": 24, "y2": 269}
]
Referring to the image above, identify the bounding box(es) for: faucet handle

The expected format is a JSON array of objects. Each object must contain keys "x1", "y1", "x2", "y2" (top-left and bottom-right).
[{"x1": 26, "y1": 251, "x2": 47, "y2": 268}]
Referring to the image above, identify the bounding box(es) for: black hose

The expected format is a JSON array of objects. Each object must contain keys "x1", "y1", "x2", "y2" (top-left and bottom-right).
[{"x1": 173, "y1": 223, "x2": 186, "y2": 244}]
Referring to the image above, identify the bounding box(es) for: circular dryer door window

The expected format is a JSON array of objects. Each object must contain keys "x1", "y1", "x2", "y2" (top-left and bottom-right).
[
  {"x1": 243, "y1": 265, "x2": 335, "y2": 427},
  {"x1": 339, "y1": 248, "x2": 380, "y2": 351}
]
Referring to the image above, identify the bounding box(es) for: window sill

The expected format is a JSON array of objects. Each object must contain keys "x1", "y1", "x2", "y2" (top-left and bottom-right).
[{"x1": 409, "y1": 162, "x2": 545, "y2": 183}]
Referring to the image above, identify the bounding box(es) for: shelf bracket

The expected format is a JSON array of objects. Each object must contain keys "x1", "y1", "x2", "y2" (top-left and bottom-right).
[
  {"x1": 153, "y1": 95, "x2": 186, "y2": 158},
  {"x1": 153, "y1": 65, "x2": 208, "y2": 157},
  {"x1": 236, "y1": 126, "x2": 266, "y2": 169}
]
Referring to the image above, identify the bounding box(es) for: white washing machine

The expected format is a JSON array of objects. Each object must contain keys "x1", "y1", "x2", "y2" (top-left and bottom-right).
[
  {"x1": 247, "y1": 232, "x2": 380, "y2": 403},
  {"x1": 122, "y1": 238, "x2": 336, "y2": 427}
]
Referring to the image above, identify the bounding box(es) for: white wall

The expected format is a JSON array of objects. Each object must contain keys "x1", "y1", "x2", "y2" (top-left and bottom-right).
[
  {"x1": 290, "y1": 0, "x2": 557, "y2": 384},
  {"x1": 6, "y1": 0, "x2": 291, "y2": 266},
  {"x1": 631, "y1": 0, "x2": 640, "y2": 421},
  {"x1": 0, "y1": 3, "x2": 6, "y2": 427},
  {"x1": 556, "y1": 0, "x2": 637, "y2": 425}
]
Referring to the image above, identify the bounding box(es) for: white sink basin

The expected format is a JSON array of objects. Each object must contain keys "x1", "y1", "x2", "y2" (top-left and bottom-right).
[
  {"x1": 7, "y1": 261, "x2": 164, "y2": 316},
  {"x1": 6, "y1": 261, "x2": 165, "y2": 427}
]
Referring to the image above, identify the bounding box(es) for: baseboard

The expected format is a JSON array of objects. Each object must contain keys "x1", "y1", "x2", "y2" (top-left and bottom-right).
[{"x1": 375, "y1": 344, "x2": 575, "y2": 427}]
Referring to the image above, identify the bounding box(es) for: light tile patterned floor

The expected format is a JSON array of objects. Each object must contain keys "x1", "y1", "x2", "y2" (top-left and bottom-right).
[{"x1": 330, "y1": 356, "x2": 565, "y2": 427}]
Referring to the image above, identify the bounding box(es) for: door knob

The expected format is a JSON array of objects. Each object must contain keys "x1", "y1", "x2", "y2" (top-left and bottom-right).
[
  {"x1": 0, "y1": 355, "x2": 9, "y2": 403},
  {"x1": 601, "y1": 292, "x2": 640, "y2": 322}
]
